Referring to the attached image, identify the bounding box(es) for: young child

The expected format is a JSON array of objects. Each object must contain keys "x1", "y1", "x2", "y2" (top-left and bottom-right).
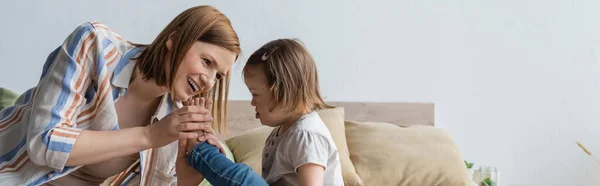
[{"x1": 184, "y1": 39, "x2": 344, "y2": 186}]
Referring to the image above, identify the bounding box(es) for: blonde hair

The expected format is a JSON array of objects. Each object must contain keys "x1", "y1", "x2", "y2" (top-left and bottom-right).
[
  {"x1": 135, "y1": 5, "x2": 240, "y2": 133},
  {"x1": 243, "y1": 39, "x2": 332, "y2": 113}
]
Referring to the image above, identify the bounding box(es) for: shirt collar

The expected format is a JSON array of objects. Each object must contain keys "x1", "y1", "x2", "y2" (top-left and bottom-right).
[
  {"x1": 111, "y1": 46, "x2": 144, "y2": 89},
  {"x1": 110, "y1": 46, "x2": 185, "y2": 119},
  {"x1": 153, "y1": 93, "x2": 184, "y2": 121}
]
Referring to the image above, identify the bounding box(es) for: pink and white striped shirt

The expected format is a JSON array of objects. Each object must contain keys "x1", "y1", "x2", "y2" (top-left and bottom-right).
[{"x1": 0, "y1": 22, "x2": 180, "y2": 186}]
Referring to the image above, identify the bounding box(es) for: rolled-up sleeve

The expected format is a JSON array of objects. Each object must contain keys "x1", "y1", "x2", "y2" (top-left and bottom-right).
[{"x1": 26, "y1": 22, "x2": 100, "y2": 171}]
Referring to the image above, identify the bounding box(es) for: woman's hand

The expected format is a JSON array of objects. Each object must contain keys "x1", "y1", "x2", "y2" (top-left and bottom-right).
[
  {"x1": 185, "y1": 127, "x2": 224, "y2": 155},
  {"x1": 184, "y1": 97, "x2": 225, "y2": 154},
  {"x1": 143, "y1": 104, "x2": 213, "y2": 148},
  {"x1": 175, "y1": 97, "x2": 223, "y2": 186},
  {"x1": 176, "y1": 138, "x2": 205, "y2": 186}
]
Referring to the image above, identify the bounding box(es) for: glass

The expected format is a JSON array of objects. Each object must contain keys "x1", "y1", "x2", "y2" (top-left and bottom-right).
[{"x1": 475, "y1": 166, "x2": 499, "y2": 186}]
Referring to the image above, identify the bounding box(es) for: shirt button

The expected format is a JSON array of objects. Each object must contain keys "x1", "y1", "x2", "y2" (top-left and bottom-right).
[
  {"x1": 47, "y1": 173, "x2": 54, "y2": 178},
  {"x1": 265, "y1": 153, "x2": 269, "y2": 158}
]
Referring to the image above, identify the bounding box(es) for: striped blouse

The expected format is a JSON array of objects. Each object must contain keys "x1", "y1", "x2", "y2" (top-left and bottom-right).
[{"x1": 0, "y1": 22, "x2": 180, "y2": 186}]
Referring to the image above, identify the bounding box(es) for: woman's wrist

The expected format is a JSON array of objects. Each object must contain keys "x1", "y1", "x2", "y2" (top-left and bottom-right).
[{"x1": 138, "y1": 126, "x2": 154, "y2": 149}]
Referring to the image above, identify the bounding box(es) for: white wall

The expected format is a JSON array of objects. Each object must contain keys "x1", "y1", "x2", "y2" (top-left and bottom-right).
[{"x1": 1, "y1": 0, "x2": 599, "y2": 185}]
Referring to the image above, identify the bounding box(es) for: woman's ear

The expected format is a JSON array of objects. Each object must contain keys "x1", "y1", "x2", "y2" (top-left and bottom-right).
[{"x1": 166, "y1": 31, "x2": 178, "y2": 50}]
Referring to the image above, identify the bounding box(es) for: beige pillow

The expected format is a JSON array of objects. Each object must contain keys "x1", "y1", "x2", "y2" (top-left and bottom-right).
[
  {"x1": 225, "y1": 125, "x2": 273, "y2": 175},
  {"x1": 345, "y1": 121, "x2": 471, "y2": 186},
  {"x1": 317, "y1": 107, "x2": 363, "y2": 186},
  {"x1": 226, "y1": 107, "x2": 364, "y2": 186}
]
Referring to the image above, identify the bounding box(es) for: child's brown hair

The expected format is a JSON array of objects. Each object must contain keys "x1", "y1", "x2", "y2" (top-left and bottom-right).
[{"x1": 243, "y1": 39, "x2": 332, "y2": 113}]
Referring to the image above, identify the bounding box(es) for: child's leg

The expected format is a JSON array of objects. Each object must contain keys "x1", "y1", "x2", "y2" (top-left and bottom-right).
[{"x1": 187, "y1": 142, "x2": 268, "y2": 186}]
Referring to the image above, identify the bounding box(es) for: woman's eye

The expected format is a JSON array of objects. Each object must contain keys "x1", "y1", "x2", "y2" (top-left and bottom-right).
[{"x1": 203, "y1": 59, "x2": 211, "y2": 65}]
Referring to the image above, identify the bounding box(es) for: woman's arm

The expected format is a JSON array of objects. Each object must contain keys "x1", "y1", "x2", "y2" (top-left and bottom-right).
[
  {"x1": 26, "y1": 22, "x2": 103, "y2": 170},
  {"x1": 297, "y1": 164, "x2": 325, "y2": 186},
  {"x1": 65, "y1": 105, "x2": 212, "y2": 166},
  {"x1": 26, "y1": 23, "x2": 212, "y2": 170},
  {"x1": 64, "y1": 127, "x2": 149, "y2": 166}
]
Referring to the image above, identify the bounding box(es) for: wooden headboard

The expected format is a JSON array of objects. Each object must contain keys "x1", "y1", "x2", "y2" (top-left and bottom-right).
[{"x1": 222, "y1": 101, "x2": 434, "y2": 138}]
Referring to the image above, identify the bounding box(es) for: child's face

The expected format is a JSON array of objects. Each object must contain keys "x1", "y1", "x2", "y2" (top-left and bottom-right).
[{"x1": 244, "y1": 66, "x2": 295, "y2": 127}]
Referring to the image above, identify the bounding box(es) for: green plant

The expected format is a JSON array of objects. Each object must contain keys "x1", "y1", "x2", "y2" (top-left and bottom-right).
[
  {"x1": 464, "y1": 160, "x2": 474, "y2": 169},
  {"x1": 479, "y1": 178, "x2": 496, "y2": 186}
]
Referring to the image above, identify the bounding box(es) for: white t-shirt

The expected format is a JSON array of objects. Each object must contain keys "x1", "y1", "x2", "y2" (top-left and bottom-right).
[{"x1": 261, "y1": 112, "x2": 344, "y2": 186}]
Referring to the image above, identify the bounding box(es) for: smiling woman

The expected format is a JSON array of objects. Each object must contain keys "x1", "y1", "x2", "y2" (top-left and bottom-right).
[
  {"x1": 167, "y1": 41, "x2": 236, "y2": 104},
  {"x1": 134, "y1": 5, "x2": 240, "y2": 133},
  {"x1": 0, "y1": 5, "x2": 240, "y2": 186}
]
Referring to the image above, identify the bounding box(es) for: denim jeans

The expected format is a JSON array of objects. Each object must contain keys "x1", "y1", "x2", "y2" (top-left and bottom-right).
[{"x1": 187, "y1": 142, "x2": 268, "y2": 186}]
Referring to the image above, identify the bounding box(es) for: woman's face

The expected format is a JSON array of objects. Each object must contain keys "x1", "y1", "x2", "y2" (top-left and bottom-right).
[{"x1": 169, "y1": 40, "x2": 236, "y2": 101}]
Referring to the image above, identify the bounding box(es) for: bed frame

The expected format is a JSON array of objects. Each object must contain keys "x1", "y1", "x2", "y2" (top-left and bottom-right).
[{"x1": 222, "y1": 101, "x2": 434, "y2": 138}]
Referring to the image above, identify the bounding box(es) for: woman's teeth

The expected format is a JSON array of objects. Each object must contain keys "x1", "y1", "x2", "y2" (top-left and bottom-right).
[{"x1": 187, "y1": 77, "x2": 199, "y2": 92}]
